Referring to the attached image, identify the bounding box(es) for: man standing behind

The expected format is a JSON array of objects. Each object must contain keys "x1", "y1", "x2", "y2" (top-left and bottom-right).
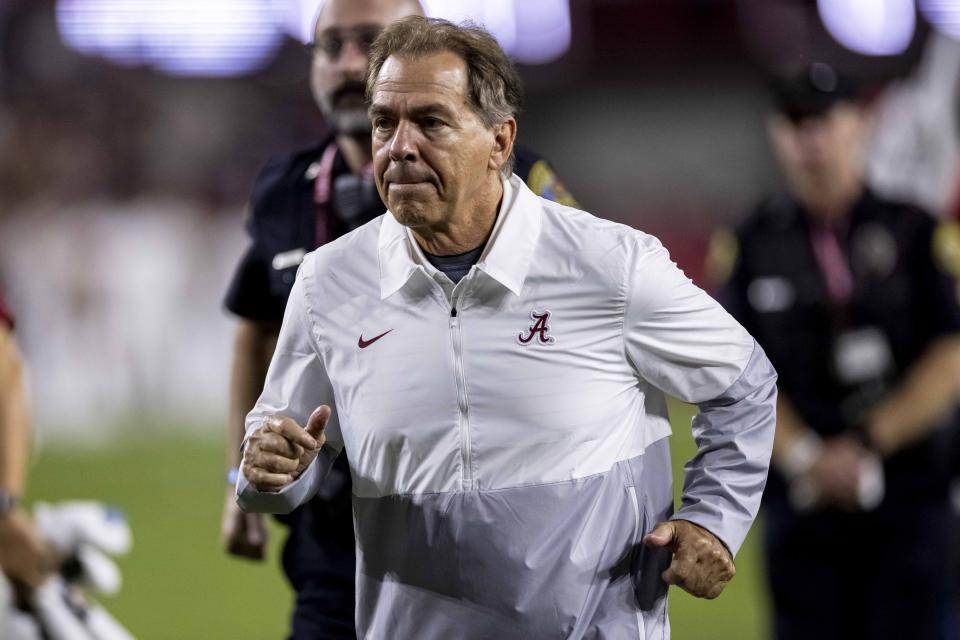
[
  {"x1": 237, "y1": 17, "x2": 777, "y2": 638},
  {"x1": 714, "y1": 64, "x2": 960, "y2": 639},
  {"x1": 221, "y1": 1, "x2": 576, "y2": 638}
]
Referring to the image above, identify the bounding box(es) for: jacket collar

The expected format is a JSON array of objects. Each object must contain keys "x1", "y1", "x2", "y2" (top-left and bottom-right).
[{"x1": 378, "y1": 174, "x2": 543, "y2": 299}]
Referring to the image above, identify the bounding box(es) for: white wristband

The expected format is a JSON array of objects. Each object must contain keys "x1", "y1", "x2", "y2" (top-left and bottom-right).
[{"x1": 779, "y1": 431, "x2": 823, "y2": 480}]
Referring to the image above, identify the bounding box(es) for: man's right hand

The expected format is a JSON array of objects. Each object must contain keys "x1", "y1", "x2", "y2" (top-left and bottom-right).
[
  {"x1": 221, "y1": 489, "x2": 267, "y2": 560},
  {"x1": 0, "y1": 507, "x2": 58, "y2": 589},
  {"x1": 241, "y1": 406, "x2": 330, "y2": 493}
]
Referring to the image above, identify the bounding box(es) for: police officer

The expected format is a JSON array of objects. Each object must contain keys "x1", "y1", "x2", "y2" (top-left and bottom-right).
[
  {"x1": 713, "y1": 63, "x2": 960, "y2": 639},
  {"x1": 219, "y1": 1, "x2": 577, "y2": 638}
]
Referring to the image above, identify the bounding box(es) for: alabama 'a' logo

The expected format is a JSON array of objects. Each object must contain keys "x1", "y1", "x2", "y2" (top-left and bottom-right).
[{"x1": 518, "y1": 310, "x2": 556, "y2": 345}]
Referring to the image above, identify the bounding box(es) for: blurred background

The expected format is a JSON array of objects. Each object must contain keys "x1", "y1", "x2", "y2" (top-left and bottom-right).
[{"x1": 2, "y1": 0, "x2": 959, "y2": 637}]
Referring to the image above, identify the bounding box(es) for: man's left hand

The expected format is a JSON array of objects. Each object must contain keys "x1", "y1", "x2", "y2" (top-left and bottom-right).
[{"x1": 642, "y1": 519, "x2": 734, "y2": 599}]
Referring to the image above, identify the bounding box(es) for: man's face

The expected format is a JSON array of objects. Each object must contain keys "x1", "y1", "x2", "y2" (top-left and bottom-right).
[
  {"x1": 767, "y1": 103, "x2": 867, "y2": 200},
  {"x1": 310, "y1": 0, "x2": 421, "y2": 136},
  {"x1": 369, "y1": 51, "x2": 507, "y2": 229}
]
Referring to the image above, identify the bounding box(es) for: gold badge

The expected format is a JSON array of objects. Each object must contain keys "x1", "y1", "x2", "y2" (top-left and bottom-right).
[
  {"x1": 527, "y1": 160, "x2": 579, "y2": 208},
  {"x1": 933, "y1": 221, "x2": 960, "y2": 277},
  {"x1": 852, "y1": 223, "x2": 897, "y2": 279},
  {"x1": 705, "y1": 229, "x2": 739, "y2": 288}
]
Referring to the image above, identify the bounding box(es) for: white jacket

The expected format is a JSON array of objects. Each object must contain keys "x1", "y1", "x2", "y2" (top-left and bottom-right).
[{"x1": 238, "y1": 175, "x2": 777, "y2": 639}]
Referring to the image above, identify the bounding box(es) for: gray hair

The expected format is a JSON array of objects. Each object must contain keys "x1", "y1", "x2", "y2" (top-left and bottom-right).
[{"x1": 365, "y1": 16, "x2": 522, "y2": 176}]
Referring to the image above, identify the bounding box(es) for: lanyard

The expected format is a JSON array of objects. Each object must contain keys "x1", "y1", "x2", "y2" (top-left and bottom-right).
[
  {"x1": 810, "y1": 222, "x2": 853, "y2": 305},
  {"x1": 311, "y1": 142, "x2": 340, "y2": 247},
  {"x1": 311, "y1": 142, "x2": 376, "y2": 246}
]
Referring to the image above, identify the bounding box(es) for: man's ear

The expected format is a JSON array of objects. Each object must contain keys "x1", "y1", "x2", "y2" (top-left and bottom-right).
[{"x1": 489, "y1": 118, "x2": 517, "y2": 173}]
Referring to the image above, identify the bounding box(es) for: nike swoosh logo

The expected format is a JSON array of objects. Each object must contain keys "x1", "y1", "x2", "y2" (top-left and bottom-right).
[{"x1": 358, "y1": 330, "x2": 393, "y2": 349}]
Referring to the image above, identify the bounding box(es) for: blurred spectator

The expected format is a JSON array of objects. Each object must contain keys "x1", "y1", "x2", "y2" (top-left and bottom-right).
[{"x1": 713, "y1": 63, "x2": 960, "y2": 639}]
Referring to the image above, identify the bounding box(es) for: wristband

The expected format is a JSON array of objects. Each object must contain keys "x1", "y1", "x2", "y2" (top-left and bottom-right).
[
  {"x1": 0, "y1": 490, "x2": 19, "y2": 516},
  {"x1": 779, "y1": 431, "x2": 823, "y2": 480},
  {"x1": 226, "y1": 468, "x2": 240, "y2": 487}
]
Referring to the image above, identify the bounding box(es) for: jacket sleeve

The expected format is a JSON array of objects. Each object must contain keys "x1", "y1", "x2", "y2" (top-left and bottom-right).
[
  {"x1": 235, "y1": 255, "x2": 344, "y2": 514},
  {"x1": 622, "y1": 234, "x2": 777, "y2": 556}
]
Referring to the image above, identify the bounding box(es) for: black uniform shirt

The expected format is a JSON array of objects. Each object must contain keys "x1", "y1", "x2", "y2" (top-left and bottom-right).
[{"x1": 719, "y1": 189, "x2": 960, "y2": 498}]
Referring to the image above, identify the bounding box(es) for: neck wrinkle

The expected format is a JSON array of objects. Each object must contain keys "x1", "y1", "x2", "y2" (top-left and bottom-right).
[{"x1": 411, "y1": 178, "x2": 503, "y2": 256}]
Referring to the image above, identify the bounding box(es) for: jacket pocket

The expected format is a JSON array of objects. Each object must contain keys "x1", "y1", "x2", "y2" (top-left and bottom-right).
[{"x1": 628, "y1": 486, "x2": 670, "y2": 611}]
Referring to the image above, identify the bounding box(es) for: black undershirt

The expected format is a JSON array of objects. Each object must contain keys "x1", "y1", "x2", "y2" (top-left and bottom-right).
[{"x1": 423, "y1": 243, "x2": 486, "y2": 284}]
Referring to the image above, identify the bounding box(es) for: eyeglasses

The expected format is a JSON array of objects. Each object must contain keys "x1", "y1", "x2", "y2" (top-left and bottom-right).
[{"x1": 308, "y1": 28, "x2": 382, "y2": 61}]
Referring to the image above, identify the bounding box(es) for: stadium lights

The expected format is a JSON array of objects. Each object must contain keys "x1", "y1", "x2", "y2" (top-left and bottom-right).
[
  {"x1": 422, "y1": 0, "x2": 519, "y2": 54},
  {"x1": 921, "y1": 0, "x2": 960, "y2": 40},
  {"x1": 57, "y1": 0, "x2": 284, "y2": 77},
  {"x1": 55, "y1": 0, "x2": 572, "y2": 76},
  {"x1": 817, "y1": 0, "x2": 917, "y2": 56},
  {"x1": 509, "y1": 0, "x2": 573, "y2": 65},
  {"x1": 300, "y1": 0, "x2": 572, "y2": 65},
  {"x1": 279, "y1": 0, "x2": 324, "y2": 45}
]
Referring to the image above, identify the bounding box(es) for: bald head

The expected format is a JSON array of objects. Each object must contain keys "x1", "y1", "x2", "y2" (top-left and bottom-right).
[
  {"x1": 310, "y1": 0, "x2": 425, "y2": 136},
  {"x1": 314, "y1": 0, "x2": 424, "y2": 36}
]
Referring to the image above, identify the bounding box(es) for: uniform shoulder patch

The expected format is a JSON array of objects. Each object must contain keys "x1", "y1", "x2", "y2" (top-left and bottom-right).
[
  {"x1": 705, "y1": 229, "x2": 739, "y2": 288},
  {"x1": 933, "y1": 221, "x2": 960, "y2": 277},
  {"x1": 526, "y1": 160, "x2": 579, "y2": 208}
]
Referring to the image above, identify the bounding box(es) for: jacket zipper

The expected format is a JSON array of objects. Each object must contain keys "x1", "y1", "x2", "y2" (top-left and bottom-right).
[{"x1": 449, "y1": 305, "x2": 473, "y2": 490}]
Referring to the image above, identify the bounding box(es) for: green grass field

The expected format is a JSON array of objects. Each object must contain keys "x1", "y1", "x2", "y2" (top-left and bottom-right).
[{"x1": 24, "y1": 402, "x2": 771, "y2": 639}]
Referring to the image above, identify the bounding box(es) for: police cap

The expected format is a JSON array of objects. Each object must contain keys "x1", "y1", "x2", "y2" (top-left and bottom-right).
[{"x1": 770, "y1": 62, "x2": 861, "y2": 122}]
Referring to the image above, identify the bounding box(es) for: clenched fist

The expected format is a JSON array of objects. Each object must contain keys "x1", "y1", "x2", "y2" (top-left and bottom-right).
[
  {"x1": 241, "y1": 406, "x2": 330, "y2": 493},
  {"x1": 643, "y1": 519, "x2": 735, "y2": 599},
  {"x1": 221, "y1": 488, "x2": 268, "y2": 560}
]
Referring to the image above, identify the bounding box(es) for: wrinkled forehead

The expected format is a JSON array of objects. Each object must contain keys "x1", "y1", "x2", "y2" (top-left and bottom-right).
[
  {"x1": 314, "y1": 0, "x2": 423, "y2": 37},
  {"x1": 371, "y1": 52, "x2": 470, "y2": 106}
]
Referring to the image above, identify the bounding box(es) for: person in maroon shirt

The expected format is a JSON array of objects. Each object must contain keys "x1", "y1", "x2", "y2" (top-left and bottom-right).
[{"x1": 0, "y1": 292, "x2": 58, "y2": 592}]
